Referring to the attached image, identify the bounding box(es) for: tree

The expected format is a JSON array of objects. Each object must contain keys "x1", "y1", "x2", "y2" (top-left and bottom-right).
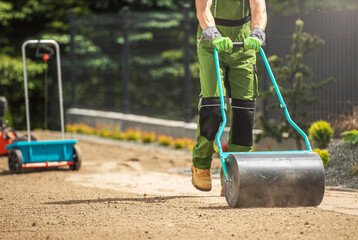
[
  {"x1": 0, "y1": 0, "x2": 195, "y2": 129},
  {"x1": 268, "y1": 0, "x2": 358, "y2": 16},
  {"x1": 255, "y1": 19, "x2": 335, "y2": 150},
  {"x1": 0, "y1": 0, "x2": 93, "y2": 129}
]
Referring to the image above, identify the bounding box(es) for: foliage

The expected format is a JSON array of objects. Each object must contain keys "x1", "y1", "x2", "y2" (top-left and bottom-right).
[
  {"x1": 76, "y1": 122, "x2": 95, "y2": 134},
  {"x1": 0, "y1": 0, "x2": 198, "y2": 130},
  {"x1": 186, "y1": 139, "x2": 196, "y2": 151},
  {"x1": 157, "y1": 134, "x2": 174, "y2": 146},
  {"x1": 255, "y1": 19, "x2": 335, "y2": 150},
  {"x1": 0, "y1": 55, "x2": 46, "y2": 129},
  {"x1": 340, "y1": 129, "x2": 358, "y2": 145},
  {"x1": 173, "y1": 138, "x2": 186, "y2": 149},
  {"x1": 6, "y1": 0, "x2": 355, "y2": 130},
  {"x1": 331, "y1": 114, "x2": 358, "y2": 138},
  {"x1": 141, "y1": 130, "x2": 156, "y2": 143},
  {"x1": 268, "y1": 0, "x2": 358, "y2": 16},
  {"x1": 313, "y1": 148, "x2": 330, "y2": 167},
  {"x1": 113, "y1": 131, "x2": 127, "y2": 140},
  {"x1": 0, "y1": 0, "x2": 92, "y2": 130},
  {"x1": 308, "y1": 120, "x2": 334, "y2": 149},
  {"x1": 65, "y1": 122, "x2": 196, "y2": 151},
  {"x1": 125, "y1": 127, "x2": 141, "y2": 141},
  {"x1": 98, "y1": 124, "x2": 114, "y2": 138}
]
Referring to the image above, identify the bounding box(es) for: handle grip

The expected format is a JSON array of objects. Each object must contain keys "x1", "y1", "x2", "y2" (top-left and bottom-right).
[{"x1": 233, "y1": 42, "x2": 244, "y2": 48}]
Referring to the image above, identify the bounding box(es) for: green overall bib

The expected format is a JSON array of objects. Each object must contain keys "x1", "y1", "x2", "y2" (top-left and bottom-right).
[{"x1": 192, "y1": 0, "x2": 258, "y2": 170}]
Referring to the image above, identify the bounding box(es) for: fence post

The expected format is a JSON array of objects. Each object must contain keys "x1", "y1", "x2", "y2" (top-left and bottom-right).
[
  {"x1": 183, "y1": 4, "x2": 191, "y2": 123},
  {"x1": 69, "y1": 8, "x2": 77, "y2": 107},
  {"x1": 123, "y1": 6, "x2": 130, "y2": 114}
]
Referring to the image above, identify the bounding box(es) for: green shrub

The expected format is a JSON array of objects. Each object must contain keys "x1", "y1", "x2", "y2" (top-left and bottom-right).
[
  {"x1": 173, "y1": 138, "x2": 185, "y2": 149},
  {"x1": 157, "y1": 134, "x2": 174, "y2": 146},
  {"x1": 141, "y1": 131, "x2": 156, "y2": 143},
  {"x1": 125, "y1": 128, "x2": 141, "y2": 141},
  {"x1": 331, "y1": 114, "x2": 358, "y2": 137},
  {"x1": 77, "y1": 122, "x2": 95, "y2": 135},
  {"x1": 313, "y1": 148, "x2": 330, "y2": 167},
  {"x1": 113, "y1": 131, "x2": 127, "y2": 140},
  {"x1": 308, "y1": 120, "x2": 334, "y2": 148},
  {"x1": 341, "y1": 129, "x2": 358, "y2": 145}
]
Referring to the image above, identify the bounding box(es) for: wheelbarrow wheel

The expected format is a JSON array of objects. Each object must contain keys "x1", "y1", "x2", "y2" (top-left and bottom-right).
[
  {"x1": 70, "y1": 144, "x2": 82, "y2": 171},
  {"x1": 8, "y1": 149, "x2": 23, "y2": 174}
]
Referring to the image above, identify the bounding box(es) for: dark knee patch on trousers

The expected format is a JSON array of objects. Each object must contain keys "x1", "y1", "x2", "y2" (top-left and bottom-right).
[
  {"x1": 199, "y1": 97, "x2": 223, "y2": 141},
  {"x1": 231, "y1": 99, "x2": 255, "y2": 147}
]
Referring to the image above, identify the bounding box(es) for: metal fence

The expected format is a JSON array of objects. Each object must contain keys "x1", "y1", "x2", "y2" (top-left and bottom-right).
[
  {"x1": 264, "y1": 10, "x2": 358, "y2": 122},
  {"x1": 64, "y1": 7, "x2": 358, "y2": 124},
  {"x1": 64, "y1": 5, "x2": 199, "y2": 123}
]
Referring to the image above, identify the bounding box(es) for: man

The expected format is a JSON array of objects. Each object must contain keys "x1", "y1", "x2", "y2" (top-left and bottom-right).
[{"x1": 192, "y1": 0, "x2": 267, "y2": 193}]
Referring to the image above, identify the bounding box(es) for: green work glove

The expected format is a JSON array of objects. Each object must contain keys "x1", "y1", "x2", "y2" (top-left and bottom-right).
[
  {"x1": 244, "y1": 27, "x2": 266, "y2": 52},
  {"x1": 202, "y1": 26, "x2": 233, "y2": 53},
  {"x1": 211, "y1": 37, "x2": 233, "y2": 53}
]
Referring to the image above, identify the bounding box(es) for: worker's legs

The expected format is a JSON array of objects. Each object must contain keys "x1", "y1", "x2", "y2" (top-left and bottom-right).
[{"x1": 192, "y1": 42, "x2": 228, "y2": 191}]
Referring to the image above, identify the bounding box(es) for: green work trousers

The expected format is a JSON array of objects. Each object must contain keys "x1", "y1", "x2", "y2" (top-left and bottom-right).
[{"x1": 192, "y1": 21, "x2": 258, "y2": 170}]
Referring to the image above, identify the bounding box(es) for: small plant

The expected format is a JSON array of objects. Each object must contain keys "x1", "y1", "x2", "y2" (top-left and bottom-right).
[
  {"x1": 308, "y1": 120, "x2": 334, "y2": 148},
  {"x1": 181, "y1": 137, "x2": 195, "y2": 149},
  {"x1": 341, "y1": 129, "x2": 358, "y2": 145},
  {"x1": 313, "y1": 148, "x2": 330, "y2": 167},
  {"x1": 94, "y1": 124, "x2": 102, "y2": 136},
  {"x1": 100, "y1": 129, "x2": 113, "y2": 138},
  {"x1": 157, "y1": 134, "x2": 174, "y2": 146},
  {"x1": 141, "y1": 131, "x2": 156, "y2": 143},
  {"x1": 95, "y1": 124, "x2": 113, "y2": 138},
  {"x1": 66, "y1": 123, "x2": 75, "y2": 133},
  {"x1": 113, "y1": 131, "x2": 127, "y2": 140},
  {"x1": 113, "y1": 125, "x2": 121, "y2": 134},
  {"x1": 350, "y1": 163, "x2": 358, "y2": 176},
  {"x1": 77, "y1": 122, "x2": 95, "y2": 135},
  {"x1": 125, "y1": 127, "x2": 141, "y2": 141},
  {"x1": 187, "y1": 142, "x2": 195, "y2": 151},
  {"x1": 331, "y1": 113, "x2": 358, "y2": 137},
  {"x1": 173, "y1": 138, "x2": 186, "y2": 149}
]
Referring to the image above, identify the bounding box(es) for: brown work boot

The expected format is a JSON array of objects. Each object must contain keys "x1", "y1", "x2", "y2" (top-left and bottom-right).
[
  {"x1": 191, "y1": 165, "x2": 212, "y2": 191},
  {"x1": 220, "y1": 186, "x2": 224, "y2": 197}
]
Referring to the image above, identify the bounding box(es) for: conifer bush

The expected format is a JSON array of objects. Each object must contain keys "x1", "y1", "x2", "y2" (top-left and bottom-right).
[
  {"x1": 313, "y1": 148, "x2": 330, "y2": 167},
  {"x1": 308, "y1": 120, "x2": 334, "y2": 148}
]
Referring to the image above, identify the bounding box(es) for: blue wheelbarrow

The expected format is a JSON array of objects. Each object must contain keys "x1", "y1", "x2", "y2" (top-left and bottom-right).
[
  {"x1": 6, "y1": 40, "x2": 81, "y2": 174},
  {"x1": 215, "y1": 43, "x2": 325, "y2": 208}
]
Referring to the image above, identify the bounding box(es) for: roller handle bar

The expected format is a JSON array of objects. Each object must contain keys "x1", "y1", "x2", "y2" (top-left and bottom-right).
[{"x1": 232, "y1": 42, "x2": 244, "y2": 48}]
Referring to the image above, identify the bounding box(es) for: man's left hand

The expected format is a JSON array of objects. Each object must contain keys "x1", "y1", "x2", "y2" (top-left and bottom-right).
[{"x1": 244, "y1": 27, "x2": 266, "y2": 52}]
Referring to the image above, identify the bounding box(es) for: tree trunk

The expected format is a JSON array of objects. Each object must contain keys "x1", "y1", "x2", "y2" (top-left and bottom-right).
[{"x1": 295, "y1": 135, "x2": 303, "y2": 150}]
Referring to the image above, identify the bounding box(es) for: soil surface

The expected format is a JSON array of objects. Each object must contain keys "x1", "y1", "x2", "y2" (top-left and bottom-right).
[{"x1": 1, "y1": 131, "x2": 358, "y2": 239}]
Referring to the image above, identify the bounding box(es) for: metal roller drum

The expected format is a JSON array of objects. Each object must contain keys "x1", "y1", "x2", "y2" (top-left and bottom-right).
[{"x1": 223, "y1": 152, "x2": 325, "y2": 208}]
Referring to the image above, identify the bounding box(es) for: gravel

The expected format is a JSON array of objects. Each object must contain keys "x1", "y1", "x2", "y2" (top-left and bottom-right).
[{"x1": 325, "y1": 139, "x2": 358, "y2": 189}]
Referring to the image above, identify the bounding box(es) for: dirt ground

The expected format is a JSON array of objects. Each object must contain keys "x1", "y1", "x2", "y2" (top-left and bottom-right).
[{"x1": 1, "y1": 131, "x2": 358, "y2": 240}]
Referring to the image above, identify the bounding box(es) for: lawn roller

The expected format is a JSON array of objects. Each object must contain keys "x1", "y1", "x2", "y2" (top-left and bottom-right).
[
  {"x1": 6, "y1": 40, "x2": 81, "y2": 174},
  {"x1": 215, "y1": 43, "x2": 325, "y2": 208}
]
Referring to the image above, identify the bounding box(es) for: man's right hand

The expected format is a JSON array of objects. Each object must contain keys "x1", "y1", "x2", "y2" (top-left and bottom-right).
[
  {"x1": 201, "y1": 26, "x2": 233, "y2": 53},
  {"x1": 212, "y1": 37, "x2": 233, "y2": 53}
]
